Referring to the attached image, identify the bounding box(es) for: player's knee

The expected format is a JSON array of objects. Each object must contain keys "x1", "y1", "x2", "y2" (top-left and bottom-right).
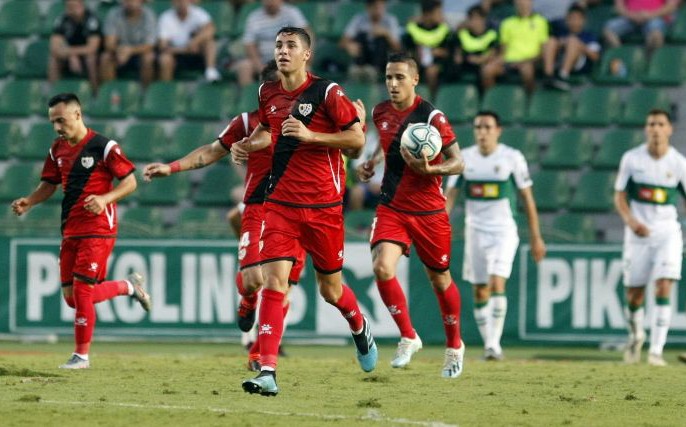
[
  {"x1": 63, "y1": 294, "x2": 76, "y2": 308},
  {"x1": 373, "y1": 260, "x2": 395, "y2": 280}
]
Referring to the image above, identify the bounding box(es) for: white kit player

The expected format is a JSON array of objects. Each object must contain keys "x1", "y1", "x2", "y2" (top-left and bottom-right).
[
  {"x1": 614, "y1": 108, "x2": 686, "y2": 367},
  {"x1": 445, "y1": 111, "x2": 545, "y2": 360}
]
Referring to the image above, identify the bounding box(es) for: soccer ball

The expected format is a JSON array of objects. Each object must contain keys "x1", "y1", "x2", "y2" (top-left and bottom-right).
[{"x1": 400, "y1": 123, "x2": 443, "y2": 161}]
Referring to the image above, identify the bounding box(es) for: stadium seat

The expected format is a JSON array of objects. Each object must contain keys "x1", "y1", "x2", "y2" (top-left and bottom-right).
[
  {"x1": 591, "y1": 129, "x2": 643, "y2": 170},
  {"x1": 16, "y1": 123, "x2": 56, "y2": 160},
  {"x1": 531, "y1": 170, "x2": 570, "y2": 212},
  {"x1": 0, "y1": 122, "x2": 23, "y2": 159},
  {"x1": 392, "y1": 2, "x2": 421, "y2": 26},
  {"x1": 19, "y1": 204, "x2": 62, "y2": 238},
  {"x1": 617, "y1": 87, "x2": 670, "y2": 127},
  {"x1": 329, "y1": 4, "x2": 360, "y2": 40},
  {"x1": 594, "y1": 46, "x2": 646, "y2": 85},
  {"x1": 161, "y1": 122, "x2": 218, "y2": 162},
  {"x1": 345, "y1": 209, "x2": 376, "y2": 241},
  {"x1": 540, "y1": 129, "x2": 593, "y2": 169},
  {"x1": 296, "y1": 3, "x2": 331, "y2": 38},
  {"x1": 118, "y1": 207, "x2": 166, "y2": 238},
  {"x1": 0, "y1": 163, "x2": 42, "y2": 202},
  {"x1": 523, "y1": 90, "x2": 572, "y2": 126},
  {"x1": 585, "y1": 3, "x2": 615, "y2": 36},
  {"x1": 416, "y1": 84, "x2": 432, "y2": 101},
  {"x1": 202, "y1": 1, "x2": 235, "y2": 38},
  {"x1": 547, "y1": 213, "x2": 597, "y2": 243},
  {"x1": 14, "y1": 39, "x2": 50, "y2": 79},
  {"x1": 171, "y1": 207, "x2": 233, "y2": 239},
  {"x1": 500, "y1": 128, "x2": 539, "y2": 162},
  {"x1": 434, "y1": 84, "x2": 478, "y2": 123},
  {"x1": 311, "y1": 39, "x2": 351, "y2": 83},
  {"x1": 641, "y1": 46, "x2": 686, "y2": 86},
  {"x1": 668, "y1": 6, "x2": 686, "y2": 43},
  {"x1": 0, "y1": 40, "x2": 17, "y2": 78},
  {"x1": 185, "y1": 82, "x2": 235, "y2": 121},
  {"x1": 135, "y1": 173, "x2": 189, "y2": 205},
  {"x1": 453, "y1": 124, "x2": 475, "y2": 148},
  {"x1": 51, "y1": 79, "x2": 93, "y2": 106},
  {"x1": 234, "y1": 82, "x2": 261, "y2": 116},
  {"x1": 569, "y1": 86, "x2": 620, "y2": 126},
  {"x1": 0, "y1": 0, "x2": 41, "y2": 37},
  {"x1": 343, "y1": 83, "x2": 383, "y2": 120},
  {"x1": 121, "y1": 123, "x2": 168, "y2": 162},
  {"x1": 568, "y1": 171, "x2": 615, "y2": 212},
  {"x1": 136, "y1": 81, "x2": 185, "y2": 119},
  {"x1": 41, "y1": 0, "x2": 64, "y2": 37},
  {"x1": 89, "y1": 80, "x2": 140, "y2": 118},
  {"x1": 0, "y1": 80, "x2": 43, "y2": 117},
  {"x1": 193, "y1": 165, "x2": 243, "y2": 207},
  {"x1": 87, "y1": 121, "x2": 118, "y2": 140},
  {"x1": 230, "y1": 2, "x2": 261, "y2": 38},
  {"x1": 480, "y1": 85, "x2": 526, "y2": 125}
]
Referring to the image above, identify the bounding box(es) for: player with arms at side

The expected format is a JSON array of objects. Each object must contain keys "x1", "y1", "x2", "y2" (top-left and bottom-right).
[
  {"x1": 614, "y1": 108, "x2": 686, "y2": 367},
  {"x1": 11, "y1": 93, "x2": 150, "y2": 369},
  {"x1": 444, "y1": 111, "x2": 546, "y2": 361},
  {"x1": 356, "y1": 52, "x2": 466, "y2": 377},
  {"x1": 232, "y1": 26, "x2": 377, "y2": 396}
]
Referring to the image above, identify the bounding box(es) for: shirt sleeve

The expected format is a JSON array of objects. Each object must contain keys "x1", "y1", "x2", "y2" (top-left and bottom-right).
[
  {"x1": 52, "y1": 15, "x2": 66, "y2": 36},
  {"x1": 105, "y1": 142, "x2": 136, "y2": 180},
  {"x1": 430, "y1": 112, "x2": 456, "y2": 150},
  {"x1": 218, "y1": 114, "x2": 247, "y2": 151},
  {"x1": 324, "y1": 84, "x2": 360, "y2": 130},
  {"x1": 512, "y1": 150, "x2": 533, "y2": 189},
  {"x1": 242, "y1": 12, "x2": 258, "y2": 44},
  {"x1": 143, "y1": 9, "x2": 157, "y2": 45},
  {"x1": 614, "y1": 153, "x2": 631, "y2": 191},
  {"x1": 41, "y1": 147, "x2": 61, "y2": 185},
  {"x1": 158, "y1": 12, "x2": 172, "y2": 41},
  {"x1": 194, "y1": 7, "x2": 212, "y2": 28},
  {"x1": 257, "y1": 84, "x2": 270, "y2": 127},
  {"x1": 85, "y1": 12, "x2": 101, "y2": 37}
]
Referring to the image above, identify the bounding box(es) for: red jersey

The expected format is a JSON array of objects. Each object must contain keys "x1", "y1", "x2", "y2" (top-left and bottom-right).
[
  {"x1": 218, "y1": 111, "x2": 271, "y2": 205},
  {"x1": 41, "y1": 129, "x2": 135, "y2": 238},
  {"x1": 258, "y1": 72, "x2": 360, "y2": 208},
  {"x1": 373, "y1": 96, "x2": 456, "y2": 214}
]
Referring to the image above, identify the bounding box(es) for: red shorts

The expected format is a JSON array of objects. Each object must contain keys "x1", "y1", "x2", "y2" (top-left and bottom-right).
[
  {"x1": 239, "y1": 203, "x2": 306, "y2": 284},
  {"x1": 261, "y1": 202, "x2": 344, "y2": 274},
  {"x1": 370, "y1": 204, "x2": 452, "y2": 271},
  {"x1": 59, "y1": 237, "x2": 116, "y2": 285}
]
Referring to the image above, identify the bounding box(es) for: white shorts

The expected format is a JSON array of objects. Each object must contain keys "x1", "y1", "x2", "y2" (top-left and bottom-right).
[
  {"x1": 622, "y1": 233, "x2": 683, "y2": 286},
  {"x1": 463, "y1": 226, "x2": 520, "y2": 285}
]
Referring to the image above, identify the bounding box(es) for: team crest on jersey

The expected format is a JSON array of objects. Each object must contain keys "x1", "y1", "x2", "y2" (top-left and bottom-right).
[
  {"x1": 298, "y1": 103, "x2": 312, "y2": 116},
  {"x1": 81, "y1": 156, "x2": 94, "y2": 169}
]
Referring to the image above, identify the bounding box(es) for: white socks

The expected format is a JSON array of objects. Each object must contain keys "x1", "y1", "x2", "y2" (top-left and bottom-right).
[{"x1": 649, "y1": 304, "x2": 671, "y2": 356}]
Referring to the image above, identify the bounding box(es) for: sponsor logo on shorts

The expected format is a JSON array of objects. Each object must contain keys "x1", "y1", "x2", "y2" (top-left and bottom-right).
[
  {"x1": 238, "y1": 248, "x2": 246, "y2": 260},
  {"x1": 89, "y1": 262, "x2": 98, "y2": 272},
  {"x1": 441, "y1": 254, "x2": 448, "y2": 263},
  {"x1": 338, "y1": 250, "x2": 344, "y2": 260}
]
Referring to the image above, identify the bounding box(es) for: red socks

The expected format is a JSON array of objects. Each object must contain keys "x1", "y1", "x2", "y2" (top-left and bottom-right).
[
  {"x1": 93, "y1": 280, "x2": 129, "y2": 304},
  {"x1": 376, "y1": 277, "x2": 416, "y2": 339},
  {"x1": 249, "y1": 299, "x2": 290, "y2": 357},
  {"x1": 331, "y1": 285, "x2": 364, "y2": 332},
  {"x1": 434, "y1": 282, "x2": 462, "y2": 348},
  {"x1": 257, "y1": 289, "x2": 285, "y2": 369},
  {"x1": 73, "y1": 281, "x2": 95, "y2": 355}
]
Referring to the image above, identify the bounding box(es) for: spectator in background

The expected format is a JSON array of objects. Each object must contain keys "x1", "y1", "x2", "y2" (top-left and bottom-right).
[
  {"x1": 534, "y1": 0, "x2": 601, "y2": 33},
  {"x1": 403, "y1": 0, "x2": 453, "y2": 98},
  {"x1": 481, "y1": 0, "x2": 548, "y2": 93},
  {"x1": 158, "y1": 0, "x2": 220, "y2": 82},
  {"x1": 339, "y1": 0, "x2": 402, "y2": 83},
  {"x1": 100, "y1": 0, "x2": 157, "y2": 87},
  {"x1": 443, "y1": 0, "x2": 498, "y2": 28},
  {"x1": 451, "y1": 5, "x2": 498, "y2": 88},
  {"x1": 234, "y1": 0, "x2": 308, "y2": 87},
  {"x1": 603, "y1": 0, "x2": 680, "y2": 54},
  {"x1": 49, "y1": 0, "x2": 102, "y2": 94},
  {"x1": 542, "y1": 4, "x2": 601, "y2": 91}
]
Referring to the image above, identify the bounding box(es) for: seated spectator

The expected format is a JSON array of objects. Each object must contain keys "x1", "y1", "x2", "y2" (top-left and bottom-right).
[
  {"x1": 444, "y1": 0, "x2": 497, "y2": 28},
  {"x1": 481, "y1": 0, "x2": 549, "y2": 93},
  {"x1": 534, "y1": 0, "x2": 600, "y2": 34},
  {"x1": 403, "y1": 0, "x2": 453, "y2": 98},
  {"x1": 234, "y1": 0, "x2": 308, "y2": 87},
  {"x1": 603, "y1": 0, "x2": 680, "y2": 53},
  {"x1": 158, "y1": 0, "x2": 220, "y2": 82},
  {"x1": 451, "y1": 5, "x2": 498, "y2": 87},
  {"x1": 100, "y1": 0, "x2": 157, "y2": 87},
  {"x1": 339, "y1": 0, "x2": 402, "y2": 83},
  {"x1": 542, "y1": 4, "x2": 601, "y2": 91},
  {"x1": 49, "y1": 0, "x2": 102, "y2": 93}
]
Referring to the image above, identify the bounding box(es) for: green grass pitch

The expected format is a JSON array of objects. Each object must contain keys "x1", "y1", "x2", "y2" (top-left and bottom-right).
[{"x1": 1, "y1": 341, "x2": 685, "y2": 426}]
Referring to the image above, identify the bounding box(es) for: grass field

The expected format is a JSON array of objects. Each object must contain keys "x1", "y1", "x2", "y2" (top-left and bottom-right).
[{"x1": 1, "y1": 341, "x2": 685, "y2": 426}]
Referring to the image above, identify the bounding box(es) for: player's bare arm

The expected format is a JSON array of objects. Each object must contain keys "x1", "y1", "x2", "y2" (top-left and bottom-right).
[
  {"x1": 84, "y1": 173, "x2": 136, "y2": 215},
  {"x1": 143, "y1": 140, "x2": 227, "y2": 181},
  {"x1": 357, "y1": 142, "x2": 383, "y2": 183},
  {"x1": 231, "y1": 124, "x2": 271, "y2": 165},
  {"x1": 282, "y1": 115, "x2": 365, "y2": 151},
  {"x1": 401, "y1": 142, "x2": 464, "y2": 176},
  {"x1": 614, "y1": 190, "x2": 650, "y2": 237},
  {"x1": 519, "y1": 187, "x2": 546, "y2": 263},
  {"x1": 444, "y1": 187, "x2": 460, "y2": 215},
  {"x1": 11, "y1": 181, "x2": 58, "y2": 216}
]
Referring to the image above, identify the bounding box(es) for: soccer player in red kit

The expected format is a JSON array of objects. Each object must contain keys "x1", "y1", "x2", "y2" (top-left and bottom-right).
[
  {"x1": 231, "y1": 26, "x2": 377, "y2": 396},
  {"x1": 143, "y1": 61, "x2": 303, "y2": 371},
  {"x1": 357, "y1": 52, "x2": 467, "y2": 378},
  {"x1": 11, "y1": 93, "x2": 150, "y2": 369}
]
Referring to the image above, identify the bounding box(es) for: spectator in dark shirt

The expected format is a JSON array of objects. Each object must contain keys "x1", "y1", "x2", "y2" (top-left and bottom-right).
[{"x1": 451, "y1": 5, "x2": 498, "y2": 86}]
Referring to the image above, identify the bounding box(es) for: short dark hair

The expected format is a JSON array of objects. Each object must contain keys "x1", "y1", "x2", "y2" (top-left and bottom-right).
[
  {"x1": 475, "y1": 110, "x2": 501, "y2": 127},
  {"x1": 567, "y1": 4, "x2": 587, "y2": 16},
  {"x1": 648, "y1": 108, "x2": 671, "y2": 122},
  {"x1": 48, "y1": 93, "x2": 81, "y2": 108},
  {"x1": 276, "y1": 26, "x2": 311, "y2": 48},
  {"x1": 387, "y1": 51, "x2": 419, "y2": 74},
  {"x1": 421, "y1": 0, "x2": 442, "y2": 14},
  {"x1": 260, "y1": 59, "x2": 279, "y2": 82},
  {"x1": 467, "y1": 5, "x2": 486, "y2": 18}
]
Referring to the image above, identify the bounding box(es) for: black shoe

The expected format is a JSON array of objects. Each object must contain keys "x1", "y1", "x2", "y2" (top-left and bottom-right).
[{"x1": 237, "y1": 299, "x2": 257, "y2": 332}]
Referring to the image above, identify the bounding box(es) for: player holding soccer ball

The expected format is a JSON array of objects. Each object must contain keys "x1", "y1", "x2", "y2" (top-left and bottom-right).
[
  {"x1": 356, "y1": 52, "x2": 466, "y2": 378},
  {"x1": 444, "y1": 111, "x2": 546, "y2": 361}
]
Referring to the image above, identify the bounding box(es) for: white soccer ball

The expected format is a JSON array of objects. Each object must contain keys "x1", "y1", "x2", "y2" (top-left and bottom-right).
[{"x1": 400, "y1": 123, "x2": 443, "y2": 161}]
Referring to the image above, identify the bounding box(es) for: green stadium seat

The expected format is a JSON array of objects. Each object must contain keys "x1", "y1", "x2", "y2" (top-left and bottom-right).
[
  {"x1": 118, "y1": 207, "x2": 166, "y2": 238},
  {"x1": 500, "y1": 128, "x2": 539, "y2": 162},
  {"x1": 641, "y1": 46, "x2": 686, "y2": 86},
  {"x1": 160, "y1": 123, "x2": 218, "y2": 162},
  {"x1": 19, "y1": 204, "x2": 62, "y2": 238},
  {"x1": 136, "y1": 173, "x2": 189, "y2": 205},
  {"x1": 480, "y1": 85, "x2": 526, "y2": 125},
  {"x1": 416, "y1": 84, "x2": 432, "y2": 102},
  {"x1": 0, "y1": 40, "x2": 18, "y2": 78},
  {"x1": 0, "y1": 122, "x2": 23, "y2": 159},
  {"x1": 16, "y1": 123, "x2": 56, "y2": 160},
  {"x1": 0, "y1": 163, "x2": 42, "y2": 202},
  {"x1": 568, "y1": 171, "x2": 615, "y2": 212},
  {"x1": 172, "y1": 207, "x2": 233, "y2": 239},
  {"x1": 185, "y1": 82, "x2": 235, "y2": 121},
  {"x1": 296, "y1": 3, "x2": 331, "y2": 38},
  {"x1": 585, "y1": 3, "x2": 615, "y2": 36},
  {"x1": 569, "y1": 86, "x2": 620, "y2": 127},
  {"x1": 668, "y1": 6, "x2": 686, "y2": 43},
  {"x1": 15, "y1": 39, "x2": 50, "y2": 79},
  {"x1": 547, "y1": 213, "x2": 597, "y2": 243},
  {"x1": 231, "y1": 2, "x2": 261, "y2": 38},
  {"x1": 203, "y1": 1, "x2": 235, "y2": 38},
  {"x1": 523, "y1": 90, "x2": 572, "y2": 126},
  {"x1": 193, "y1": 165, "x2": 243, "y2": 207},
  {"x1": 345, "y1": 209, "x2": 376, "y2": 242},
  {"x1": 392, "y1": 2, "x2": 420, "y2": 26},
  {"x1": 41, "y1": 0, "x2": 65, "y2": 37},
  {"x1": 453, "y1": 124, "x2": 475, "y2": 148},
  {"x1": 311, "y1": 39, "x2": 351, "y2": 82},
  {"x1": 234, "y1": 82, "x2": 261, "y2": 116},
  {"x1": 86, "y1": 121, "x2": 118, "y2": 140},
  {"x1": 89, "y1": 80, "x2": 140, "y2": 118},
  {"x1": 594, "y1": 46, "x2": 646, "y2": 85},
  {"x1": 50, "y1": 79, "x2": 93, "y2": 106},
  {"x1": 531, "y1": 170, "x2": 570, "y2": 212},
  {"x1": 434, "y1": 84, "x2": 478, "y2": 123},
  {"x1": 0, "y1": 80, "x2": 43, "y2": 117},
  {"x1": 617, "y1": 87, "x2": 670, "y2": 127},
  {"x1": 136, "y1": 81, "x2": 185, "y2": 119},
  {"x1": 0, "y1": 0, "x2": 41, "y2": 37},
  {"x1": 121, "y1": 123, "x2": 168, "y2": 162},
  {"x1": 329, "y1": 4, "x2": 359, "y2": 40},
  {"x1": 540, "y1": 129, "x2": 593, "y2": 169},
  {"x1": 591, "y1": 129, "x2": 643, "y2": 170}
]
